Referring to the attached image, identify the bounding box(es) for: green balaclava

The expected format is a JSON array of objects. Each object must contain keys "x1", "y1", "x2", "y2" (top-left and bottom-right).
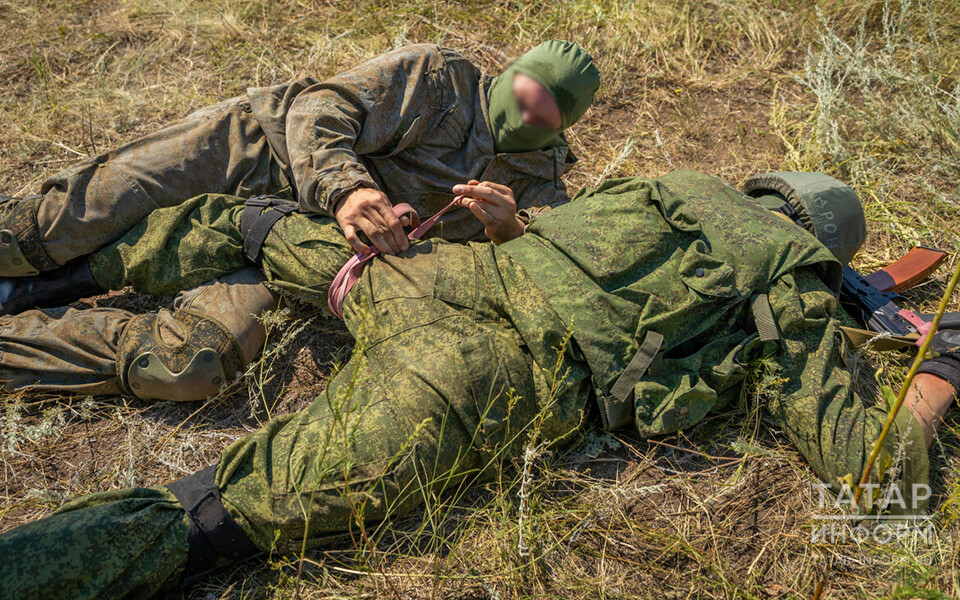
[{"x1": 487, "y1": 39, "x2": 600, "y2": 154}]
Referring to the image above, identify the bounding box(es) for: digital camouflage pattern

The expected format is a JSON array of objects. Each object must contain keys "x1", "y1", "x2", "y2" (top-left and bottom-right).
[
  {"x1": 0, "y1": 240, "x2": 592, "y2": 600},
  {"x1": 0, "y1": 44, "x2": 577, "y2": 400},
  {"x1": 0, "y1": 486, "x2": 189, "y2": 599},
  {"x1": 87, "y1": 192, "x2": 355, "y2": 308},
  {"x1": 2, "y1": 44, "x2": 574, "y2": 271},
  {"x1": 0, "y1": 172, "x2": 931, "y2": 600},
  {"x1": 502, "y1": 170, "x2": 928, "y2": 502}
]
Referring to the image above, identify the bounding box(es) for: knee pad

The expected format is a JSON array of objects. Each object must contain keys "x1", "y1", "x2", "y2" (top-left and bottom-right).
[{"x1": 117, "y1": 308, "x2": 245, "y2": 402}]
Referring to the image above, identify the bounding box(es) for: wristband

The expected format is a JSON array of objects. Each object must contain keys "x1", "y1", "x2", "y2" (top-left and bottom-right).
[{"x1": 917, "y1": 351, "x2": 960, "y2": 393}]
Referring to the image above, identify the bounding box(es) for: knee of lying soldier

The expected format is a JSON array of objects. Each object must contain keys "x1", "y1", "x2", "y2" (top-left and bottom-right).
[
  {"x1": 174, "y1": 269, "x2": 280, "y2": 364},
  {"x1": 117, "y1": 308, "x2": 247, "y2": 402}
]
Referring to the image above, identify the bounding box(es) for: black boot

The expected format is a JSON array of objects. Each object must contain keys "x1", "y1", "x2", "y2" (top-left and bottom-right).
[{"x1": 0, "y1": 257, "x2": 106, "y2": 316}]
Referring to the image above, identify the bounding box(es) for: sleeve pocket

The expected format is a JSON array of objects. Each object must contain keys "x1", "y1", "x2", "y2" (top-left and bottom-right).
[{"x1": 678, "y1": 239, "x2": 738, "y2": 298}]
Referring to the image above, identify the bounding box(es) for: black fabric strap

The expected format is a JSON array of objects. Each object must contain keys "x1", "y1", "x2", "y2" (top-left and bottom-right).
[
  {"x1": 239, "y1": 196, "x2": 299, "y2": 264},
  {"x1": 239, "y1": 196, "x2": 290, "y2": 237},
  {"x1": 918, "y1": 352, "x2": 960, "y2": 394},
  {"x1": 778, "y1": 202, "x2": 806, "y2": 228},
  {"x1": 165, "y1": 464, "x2": 262, "y2": 582}
]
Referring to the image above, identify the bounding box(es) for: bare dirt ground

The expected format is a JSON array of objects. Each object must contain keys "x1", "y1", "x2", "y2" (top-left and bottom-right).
[{"x1": 1, "y1": 0, "x2": 959, "y2": 598}]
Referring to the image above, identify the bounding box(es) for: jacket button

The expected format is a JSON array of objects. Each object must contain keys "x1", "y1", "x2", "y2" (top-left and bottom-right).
[{"x1": 695, "y1": 267, "x2": 705, "y2": 278}]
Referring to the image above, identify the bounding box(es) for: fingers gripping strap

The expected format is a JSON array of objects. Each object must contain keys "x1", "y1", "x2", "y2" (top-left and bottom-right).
[
  {"x1": 602, "y1": 330, "x2": 664, "y2": 430},
  {"x1": 239, "y1": 196, "x2": 300, "y2": 264},
  {"x1": 327, "y1": 197, "x2": 462, "y2": 319},
  {"x1": 164, "y1": 465, "x2": 261, "y2": 582}
]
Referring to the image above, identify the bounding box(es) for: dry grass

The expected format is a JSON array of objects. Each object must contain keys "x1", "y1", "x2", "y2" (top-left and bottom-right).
[{"x1": 2, "y1": 0, "x2": 960, "y2": 598}]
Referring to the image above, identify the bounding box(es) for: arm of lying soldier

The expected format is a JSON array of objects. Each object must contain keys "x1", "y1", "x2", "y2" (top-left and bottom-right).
[
  {"x1": 762, "y1": 266, "x2": 957, "y2": 513},
  {"x1": 285, "y1": 45, "x2": 453, "y2": 217},
  {"x1": 287, "y1": 41, "x2": 595, "y2": 256},
  {"x1": 906, "y1": 372, "x2": 957, "y2": 444},
  {"x1": 284, "y1": 45, "x2": 462, "y2": 255}
]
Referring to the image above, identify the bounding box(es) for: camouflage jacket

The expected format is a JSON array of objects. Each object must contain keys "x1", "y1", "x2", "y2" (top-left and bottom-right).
[
  {"x1": 246, "y1": 44, "x2": 576, "y2": 242},
  {"x1": 502, "y1": 171, "x2": 928, "y2": 502}
]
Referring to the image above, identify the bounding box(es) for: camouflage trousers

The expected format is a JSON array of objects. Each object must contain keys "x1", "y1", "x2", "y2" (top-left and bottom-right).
[
  {"x1": 0, "y1": 241, "x2": 592, "y2": 600},
  {"x1": 0, "y1": 268, "x2": 278, "y2": 395},
  {"x1": 88, "y1": 192, "x2": 355, "y2": 308},
  {"x1": 2, "y1": 96, "x2": 285, "y2": 271},
  {"x1": 0, "y1": 99, "x2": 290, "y2": 398},
  {"x1": 0, "y1": 193, "x2": 351, "y2": 396}
]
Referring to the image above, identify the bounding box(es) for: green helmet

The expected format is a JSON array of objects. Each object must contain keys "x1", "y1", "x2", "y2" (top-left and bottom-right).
[{"x1": 741, "y1": 171, "x2": 866, "y2": 266}]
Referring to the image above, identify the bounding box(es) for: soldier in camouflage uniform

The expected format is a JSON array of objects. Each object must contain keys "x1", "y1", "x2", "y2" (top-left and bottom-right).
[
  {"x1": 0, "y1": 40, "x2": 600, "y2": 401},
  {"x1": 2, "y1": 170, "x2": 955, "y2": 600}
]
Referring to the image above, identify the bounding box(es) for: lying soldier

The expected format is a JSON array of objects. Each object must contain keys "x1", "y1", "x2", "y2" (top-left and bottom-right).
[
  {"x1": 0, "y1": 170, "x2": 956, "y2": 600},
  {"x1": 0, "y1": 40, "x2": 599, "y2": 399}
]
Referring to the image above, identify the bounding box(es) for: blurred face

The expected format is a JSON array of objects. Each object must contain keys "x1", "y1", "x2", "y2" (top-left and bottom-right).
[{"x1": 512, "y1": 72, "x2": 562, "y2": 130}]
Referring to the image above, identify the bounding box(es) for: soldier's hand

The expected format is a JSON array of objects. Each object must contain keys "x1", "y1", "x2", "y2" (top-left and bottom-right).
[
  {"x1": 335, "y1": 186, "x2": 409, "y2": 255},
  {"x1": 452, "y1": 180, "x2": 525, "y2": 245}
]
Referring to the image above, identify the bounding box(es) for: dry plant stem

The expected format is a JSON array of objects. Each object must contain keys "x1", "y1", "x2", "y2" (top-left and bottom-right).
[
  {"x1": 854, "y1": 257, "x2": 960, "y2": 507},
  {"x1": 814, "y1": 257, "x2": 960, "y2": 600}
]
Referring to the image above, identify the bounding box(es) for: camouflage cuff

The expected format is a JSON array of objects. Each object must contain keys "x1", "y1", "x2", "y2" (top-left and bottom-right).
[
  {"x1": 88, "y1": 248, "x2": 125, "y2": 291},
  {"x1": 318, "y1": 172, "x2": 378, "y2": 215},
  {"x1": 3, "y1": 198, "x2": 59, "y2": 271}
]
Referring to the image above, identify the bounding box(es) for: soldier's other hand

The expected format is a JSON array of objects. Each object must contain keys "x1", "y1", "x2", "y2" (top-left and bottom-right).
[
  {"x1": 452, "y1": 180, "x2": 525, "y2": 245},
  {"x1": 335, "y1": 186, "x2": 409, "y2": 255}
]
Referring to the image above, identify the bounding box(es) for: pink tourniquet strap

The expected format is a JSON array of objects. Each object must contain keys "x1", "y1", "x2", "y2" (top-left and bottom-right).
[
  {"x1": 327, "y1": 197, "x2": 463, "y2": 319},
  {"x1": 897, "y1": 308, "x2": 934, "y2": 347}
]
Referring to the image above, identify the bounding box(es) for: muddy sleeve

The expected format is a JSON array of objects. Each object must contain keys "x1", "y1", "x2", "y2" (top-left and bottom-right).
[
  {"x1": 762, "y1": 268, "x2": 930, "y2": 512},
  {"x1": 285, "y1": 45, "x2": 447, "y2": 215}
]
